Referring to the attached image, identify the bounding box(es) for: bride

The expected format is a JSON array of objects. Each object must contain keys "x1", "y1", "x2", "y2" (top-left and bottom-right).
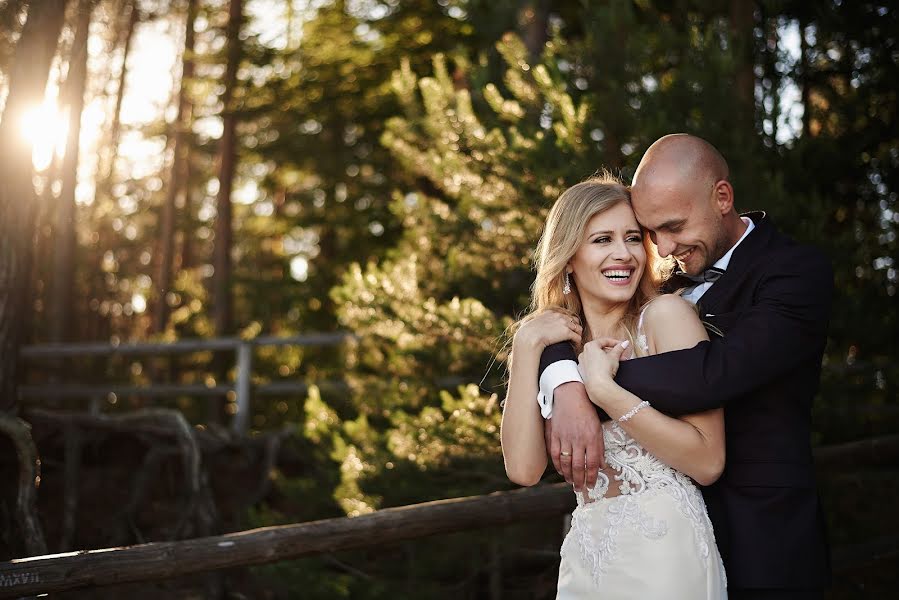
[{"x1": 501, "y1": 174, "x2": 727, "y2": 598}]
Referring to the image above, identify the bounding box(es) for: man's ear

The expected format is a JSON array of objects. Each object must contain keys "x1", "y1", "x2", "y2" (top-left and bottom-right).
[{"x1": 713, "y1": 180, "x2": 735, "y2": 215}]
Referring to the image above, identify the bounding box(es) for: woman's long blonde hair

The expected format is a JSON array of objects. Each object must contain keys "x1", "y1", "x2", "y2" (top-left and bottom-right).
[{"x1": 514, "y1": 172, "x2": 661, "y2": 355}]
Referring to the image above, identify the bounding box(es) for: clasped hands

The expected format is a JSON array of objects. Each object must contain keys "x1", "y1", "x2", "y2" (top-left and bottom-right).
[{"x1": 513, "y1": 309, "x2": 630, "y2": 491}]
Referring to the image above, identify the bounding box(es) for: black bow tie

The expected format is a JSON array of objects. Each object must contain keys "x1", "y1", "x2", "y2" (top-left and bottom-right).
[{"x1": 675, "y1": 266, "x2": 726, "y2": 284}]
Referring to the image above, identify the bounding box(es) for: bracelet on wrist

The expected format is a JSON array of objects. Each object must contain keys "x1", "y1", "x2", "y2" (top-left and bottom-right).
[{"x1": 618, "y1": 400, "x2": 650, "y2": 422}]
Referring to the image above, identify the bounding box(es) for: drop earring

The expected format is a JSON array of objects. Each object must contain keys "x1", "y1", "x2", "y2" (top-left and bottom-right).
[{"x1": 563, "y1": 272, "x2": 571, "y2": 295}]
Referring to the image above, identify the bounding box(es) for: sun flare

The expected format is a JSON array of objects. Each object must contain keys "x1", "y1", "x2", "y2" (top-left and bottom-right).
[{"x1": 20, "y1": 100, "x2": 69, "y2": 172}]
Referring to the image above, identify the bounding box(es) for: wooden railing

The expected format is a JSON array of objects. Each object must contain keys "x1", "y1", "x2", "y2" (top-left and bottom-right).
[
  {"x1": 1, "y1": 434, "x2": 897, "y2": 597},
  {"x1": 0, "y1": 484, "x2": 573, "y2": 597}
]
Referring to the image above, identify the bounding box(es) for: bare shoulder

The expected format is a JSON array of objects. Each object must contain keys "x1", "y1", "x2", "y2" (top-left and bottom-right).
[
  {"x1": 641, "y1": 294, "x2": 707, "y2": 353},
  {"x1": 642, "y1": 294, "x2": 698, "y2": 324}
]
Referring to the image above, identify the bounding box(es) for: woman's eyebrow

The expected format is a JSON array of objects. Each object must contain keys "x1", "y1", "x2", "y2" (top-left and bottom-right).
[{"x1": 587, "y1": 229, "x2": 642, "y2": 237}]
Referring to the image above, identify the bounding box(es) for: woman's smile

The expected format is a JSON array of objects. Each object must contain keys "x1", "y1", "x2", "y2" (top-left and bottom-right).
[{"x1": 601, "y1": 266, "x2": 636, "y2": 286}]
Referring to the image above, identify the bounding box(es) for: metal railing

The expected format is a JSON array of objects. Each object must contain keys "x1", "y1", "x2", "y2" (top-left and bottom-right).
[{"x1": 18, "y1": 333, "x2": 353, "y2": 433}]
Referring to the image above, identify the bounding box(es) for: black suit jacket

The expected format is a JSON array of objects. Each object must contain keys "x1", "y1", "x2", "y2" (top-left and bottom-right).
[{"x1": 540, "y1": 212, "x2": 832, "y2": 590}]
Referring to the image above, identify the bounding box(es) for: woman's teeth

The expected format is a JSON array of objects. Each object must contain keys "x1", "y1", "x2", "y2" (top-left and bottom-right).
[{"x1": 603, "y1": 270, "x2": 632, "y2": 281}]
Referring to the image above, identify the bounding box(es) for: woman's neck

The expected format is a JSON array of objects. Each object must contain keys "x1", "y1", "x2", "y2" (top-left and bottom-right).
[{"x1": 581, "y1": 297, "x2": 629, "y2": 341}]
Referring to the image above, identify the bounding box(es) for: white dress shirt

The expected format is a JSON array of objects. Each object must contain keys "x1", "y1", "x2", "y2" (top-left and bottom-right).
[{"x1": 537, "y1": 217, "x2": 755, "y2": 418}]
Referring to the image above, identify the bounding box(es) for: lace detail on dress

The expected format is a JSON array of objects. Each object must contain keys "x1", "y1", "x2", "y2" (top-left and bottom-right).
[
  {"x1": 566, "y1": 422, "x2": 724, "y2": 589},
  {"x1": 635, "y1": 302, "x2": 650, "y2": 356},
  {"x1": 563, "y1": 305, "x2": 726, "y2": 590},
  {"x1": 570, "y1": 481, "x2": 669, "y2": 587}
]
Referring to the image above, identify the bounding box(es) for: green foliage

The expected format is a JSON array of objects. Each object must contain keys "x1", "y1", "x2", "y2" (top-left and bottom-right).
[
  {"x1": 299, "y1": 2, "x2": 895, "y2": 594},
  {"x1": 19, "y1": 0, "x2": 896, "y2": 595}
]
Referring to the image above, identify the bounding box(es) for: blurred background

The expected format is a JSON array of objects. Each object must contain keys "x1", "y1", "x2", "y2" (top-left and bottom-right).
[{"x1": 0, "y1": 0, "x2": 896, "y2": 598}]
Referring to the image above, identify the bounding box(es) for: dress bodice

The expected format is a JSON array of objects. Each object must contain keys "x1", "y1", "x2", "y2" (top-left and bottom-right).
[
  {"x1": 574, "y1": 308, "x2": 704, "y2": 507},
  {"x1": 576, "y1": 421, "x2": 696, "y2": 504},
  {"x1": 562, "y1": 304, "x2": 726, "y2": 592}
]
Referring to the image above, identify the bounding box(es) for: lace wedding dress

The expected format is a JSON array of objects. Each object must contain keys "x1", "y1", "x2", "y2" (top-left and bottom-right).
[{"x1": 556, "y1": 327, "x2": 727, "y2": 599}]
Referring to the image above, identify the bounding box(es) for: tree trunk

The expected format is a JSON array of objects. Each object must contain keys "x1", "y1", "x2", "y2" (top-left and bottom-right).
[
  {"x1": 178, "y1": 172, "x2": 194, "y2": 271},
  {"x1": 0, "y1": 0, "x2": 69, "y2": 414},
  {"x1": 729, "y1": 0, "x2": 756, "y2": 135},
  {"x1": 518, "y1": 0, "x2": 549, "y2": 60},
  {"x1": 603, "y1": 130, "x2": 623, "y2": 170},
  {"x1": 209, "y1": 0, "x2": 243, "y2": 424},
  {"x1": 153, "y1": 0, "x2": 197, "y2": 334},
  {"x1": 761, "y1": 9, "x2": 780, "y2": 145},
  {"x1": 100, "y1": 0, "x2": 139, "y2": 187},
  {"x1": 50, "y1": 0, "x2": 94, "y2": 343},
  {"x1": 799, "y1": 17, "x2": 811, "y2": 138},
  {"x1": 28, "y1": 153, "x2": 64, "y2": 348},
  {"x1": 285, "y1": 0, "x2": 296, "y2": 49},
  {"x1": 213, "y1": 0, "x2": 243, "y2": 340}
]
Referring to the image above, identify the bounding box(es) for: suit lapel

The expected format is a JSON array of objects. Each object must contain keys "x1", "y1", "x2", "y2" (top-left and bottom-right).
[{"x1": 694, "y1": 211, "x2": 772, "y2": 316}]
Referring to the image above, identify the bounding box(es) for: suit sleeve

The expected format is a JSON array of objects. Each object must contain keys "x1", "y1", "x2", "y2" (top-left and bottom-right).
[
  {"x1": 539, "y1": 342, "x2": 578, "y2": 374},
  {"x1": 535, "y1": 343, "x2": 581, "y2": 417},
  {"x1": 614, "y1": 246, "x2": 833, "y2": 416},
  {"x1": 537, "y1": 343, "x2": 612, "y2": 421}
]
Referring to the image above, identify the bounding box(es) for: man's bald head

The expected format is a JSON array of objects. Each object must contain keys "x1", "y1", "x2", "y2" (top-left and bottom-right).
[
  {"x1": 633, "y1": 134, "x2": 729, "y2": 192},
  {"x1": 629, "y1": 134, "x2": 745, "y2": 276}
]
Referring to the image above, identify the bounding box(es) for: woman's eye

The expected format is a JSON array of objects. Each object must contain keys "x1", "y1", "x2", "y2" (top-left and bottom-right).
[
  {"x1": 627, "y1": 235, "x2": 642, "y2": 243},
  {"x1": 593, "y1": 236, "x2": 611, "y2": 244}
]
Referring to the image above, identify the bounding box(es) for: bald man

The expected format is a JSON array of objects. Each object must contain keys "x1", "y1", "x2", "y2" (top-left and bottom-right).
[{"x1": 538, "y1": 134, "x2": 832, "y2": 598}]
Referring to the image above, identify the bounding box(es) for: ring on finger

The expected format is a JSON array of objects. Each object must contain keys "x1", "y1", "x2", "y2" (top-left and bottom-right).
[{"x1": 560, "y1": 450, "x2": 572, "y2": 457}]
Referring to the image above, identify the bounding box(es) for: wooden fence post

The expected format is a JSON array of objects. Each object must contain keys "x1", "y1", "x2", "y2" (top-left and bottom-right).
[{"x1": 232, "y1": 342, "x2": 252, "y2": 434}]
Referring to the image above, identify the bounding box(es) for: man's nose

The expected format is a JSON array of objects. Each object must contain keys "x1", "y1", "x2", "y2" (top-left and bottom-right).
[{"x1": 655, "y1": 235, "x2": 675, "y2": 258}]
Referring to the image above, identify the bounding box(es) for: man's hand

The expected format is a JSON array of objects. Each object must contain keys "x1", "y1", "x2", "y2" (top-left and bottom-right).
[{"x1": 543, "y1": 381, "x2": 605, "y2": 492}]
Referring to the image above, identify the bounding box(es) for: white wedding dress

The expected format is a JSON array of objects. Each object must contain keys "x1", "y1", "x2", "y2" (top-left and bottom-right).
[{"x1": 556, "y1": 328, "x2": 727, "y2": 599}]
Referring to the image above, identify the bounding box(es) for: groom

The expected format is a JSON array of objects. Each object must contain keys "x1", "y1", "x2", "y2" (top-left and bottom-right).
[{"x1": 539, "y1": 134, "x2": 832, "y2": 598}]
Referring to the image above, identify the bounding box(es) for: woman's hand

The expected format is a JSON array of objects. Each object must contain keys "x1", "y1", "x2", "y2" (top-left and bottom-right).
[
  {"x1": 577, "y1": 338, "x2": 629, "y2": 399},
  {"x1": 513, "y1": 309, "x2": 582, "y2": 354}
]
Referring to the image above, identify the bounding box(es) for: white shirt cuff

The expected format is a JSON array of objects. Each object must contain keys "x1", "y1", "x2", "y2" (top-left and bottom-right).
[{"x1": 536, "y1": 360, "x2": 583, "y2": 419}]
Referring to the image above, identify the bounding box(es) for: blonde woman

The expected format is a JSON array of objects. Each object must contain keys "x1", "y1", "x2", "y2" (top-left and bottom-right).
[{"x1": 501, "y1": 174, "x2": 727, "y2": 598}]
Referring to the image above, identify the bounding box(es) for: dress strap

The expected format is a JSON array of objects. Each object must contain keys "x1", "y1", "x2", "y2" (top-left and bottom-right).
[{"x1": 634, "y1": 302, "x2": 654, "y2": 356}]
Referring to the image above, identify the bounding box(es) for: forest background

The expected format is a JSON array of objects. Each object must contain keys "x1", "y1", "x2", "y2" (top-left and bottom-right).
[{"x1": 0, "y1": 0, "x2": 896, "y2": 598}]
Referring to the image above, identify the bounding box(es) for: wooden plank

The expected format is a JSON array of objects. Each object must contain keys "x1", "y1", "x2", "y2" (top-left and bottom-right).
[
  {"x1": 18, "y1": 383, "x2": 233, "y2": 399},
  {"x1": 20, "y1": 338, "x2": 240, "y2": 358},
  {"x1": 251, "y1": 333, "x2": 354, "y2": 347},
  {"x1": 19, "y1": 333, "x2": 351, "y2": 359},
  {"x1": 813, "y1": 433, "x2": 899, "y2": 469},
  {"x1": 0, "y1": 483, "x2": 574, "y2": 597},
  {"x1": 831, "y1": 535, "x2": 899, "y2": 574},
  {"x1": 19, "y1": 378, "x2": 462, "y2": 401}
]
